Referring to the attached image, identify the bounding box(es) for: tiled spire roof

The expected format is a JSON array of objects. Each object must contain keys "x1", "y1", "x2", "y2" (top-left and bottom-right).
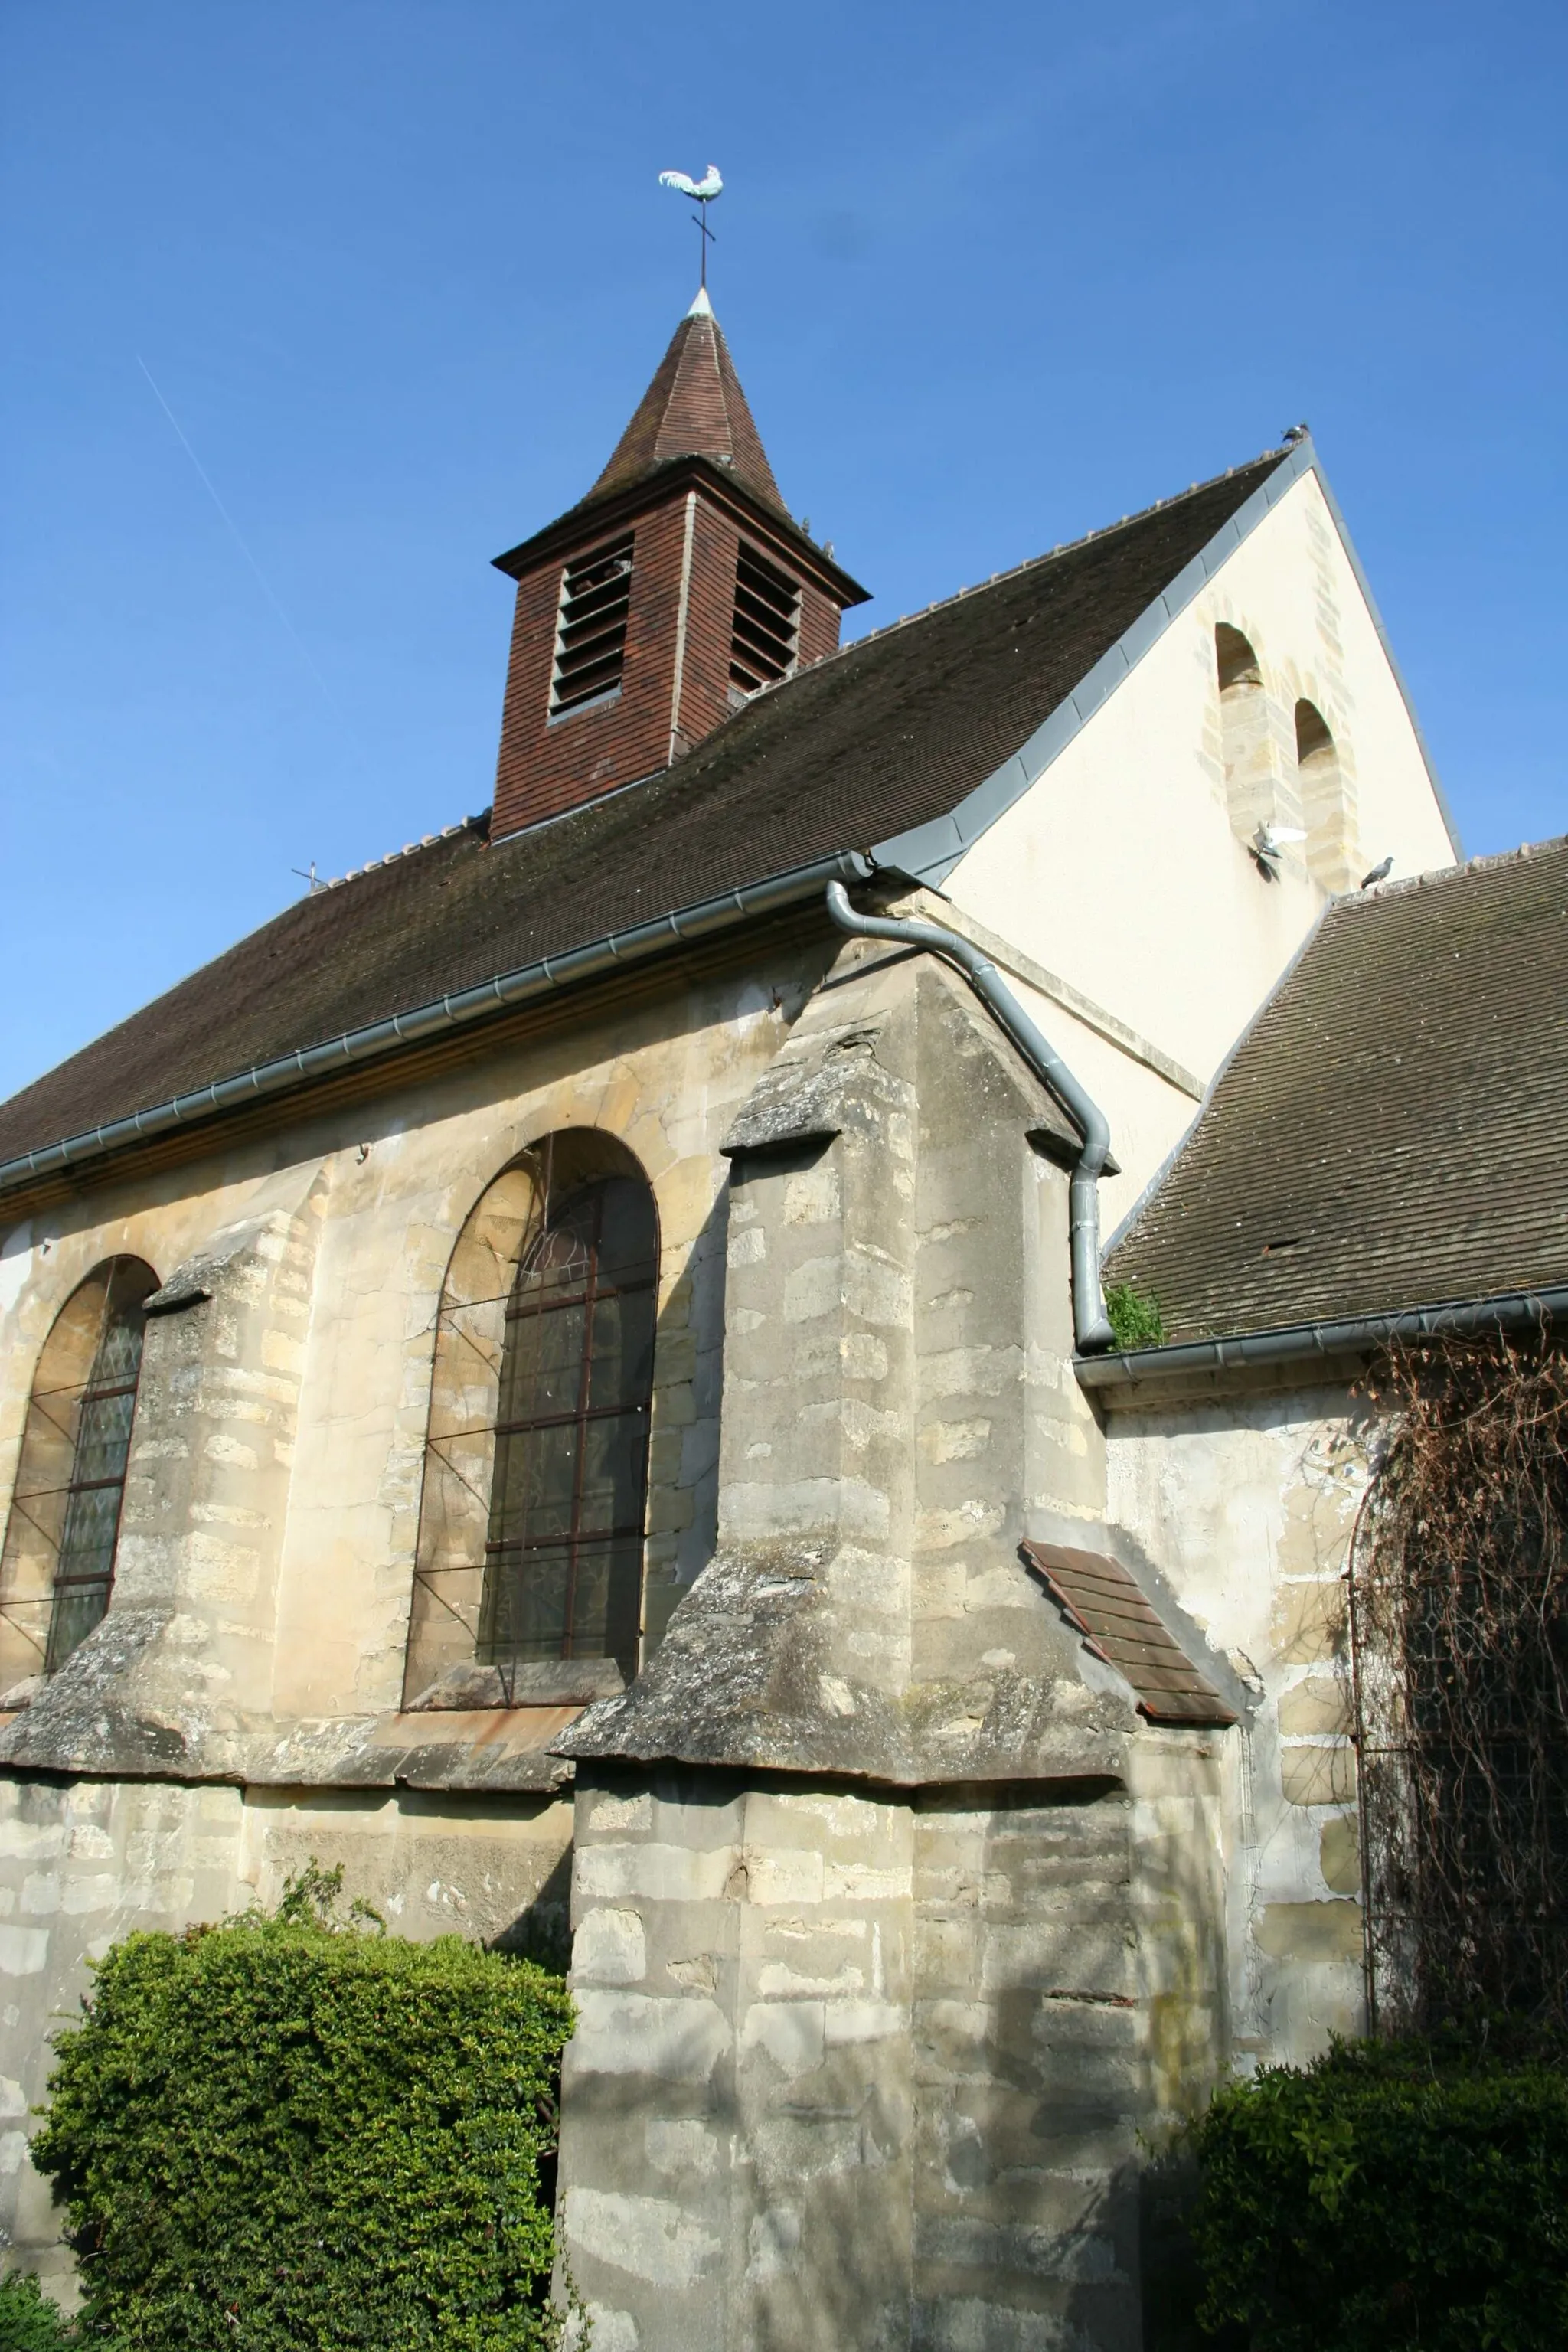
[{"x1": 585, "y1": 289, "x2": 788, "y2": 516}]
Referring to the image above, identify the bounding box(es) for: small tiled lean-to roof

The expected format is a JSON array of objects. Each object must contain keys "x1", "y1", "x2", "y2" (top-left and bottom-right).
[
  {"x1": 1105, "y1": 838, "x2": 1568, "y2": 1341},
  {"x1": 0, "y1": 447, "x2": 1289, "y2": 1174},
  {"x1": 1021, "y1": 1541, "x2": 1236, "y2": 1726}
]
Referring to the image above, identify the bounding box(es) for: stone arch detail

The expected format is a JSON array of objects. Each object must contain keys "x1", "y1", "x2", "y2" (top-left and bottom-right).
[
  {"x1": 1295, "y1": 697, "x2": 1357, "y2": 892},
  {"x1": 1217, "y1": 622, "x2": 1279, "y2": 844}
]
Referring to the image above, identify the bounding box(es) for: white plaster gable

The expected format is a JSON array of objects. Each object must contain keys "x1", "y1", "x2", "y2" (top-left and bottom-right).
[{"x1": 923, "y1": 463, "x2": 1457, "y2": 1219}]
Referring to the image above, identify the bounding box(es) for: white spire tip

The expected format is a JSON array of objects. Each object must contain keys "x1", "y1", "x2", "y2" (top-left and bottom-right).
[{"x1": 686, "y1": 284, "x2": 714, "y2": 318}]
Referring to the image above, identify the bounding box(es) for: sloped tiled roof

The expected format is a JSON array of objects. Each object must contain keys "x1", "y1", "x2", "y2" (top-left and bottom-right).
[
  {"x1": 586, "y1": 299, "x2": 787, "y2": 516},
  {"x1": 0, "y1": 449, "x2": 1288, "y2": 1174},
  {"x1": 1105, "y1": 840, "x2": 1568, "y2": 1341}
]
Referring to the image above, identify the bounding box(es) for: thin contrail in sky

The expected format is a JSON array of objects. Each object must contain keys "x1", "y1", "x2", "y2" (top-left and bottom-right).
[{"x1": 136, "y1": 354, "x2": 364, "y2": 766}]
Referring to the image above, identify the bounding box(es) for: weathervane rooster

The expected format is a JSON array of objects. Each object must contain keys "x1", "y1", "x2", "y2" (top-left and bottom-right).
[{"x1": 658, "y1": 164, "x2": 724, "y2": 290}]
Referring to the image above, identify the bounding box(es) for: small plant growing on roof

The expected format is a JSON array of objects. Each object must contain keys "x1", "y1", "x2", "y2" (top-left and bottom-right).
[{"x1": 1105, "y1": 1282, "x2": 1166, "y2": 1350}]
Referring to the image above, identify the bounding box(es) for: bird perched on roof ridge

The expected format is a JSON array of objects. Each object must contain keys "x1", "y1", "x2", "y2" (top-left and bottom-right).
[
  {"x1": 1361, "y1": 854, "x2": 1394, "y2": 889},
  {"x1": 659, "y1": 165, "x2": 724, "y2": 201}
]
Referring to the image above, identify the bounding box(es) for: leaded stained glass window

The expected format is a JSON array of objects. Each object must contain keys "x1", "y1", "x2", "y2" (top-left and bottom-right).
[
  {"x1": 478, "y1": 1175, "x2": 656, "y2": 1674},
  {"x1": 404, "y1": 1137, "x2": 658, "y2": 1707},
  {"x1": 0, "y1": 1257, "x2": 158, "y2": 1686}
]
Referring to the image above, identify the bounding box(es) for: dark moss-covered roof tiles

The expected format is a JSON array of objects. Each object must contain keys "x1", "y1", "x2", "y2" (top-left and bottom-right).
[
  {"x1": 583, "y1": 292, "x2": 788, "y2": 516},
  {"x1": 1105, "y1": 839, "x2": 1568, "y2": 1342},
  {"x1": 0, "y1": 447, "x2": 1288, "y2": 1178}
]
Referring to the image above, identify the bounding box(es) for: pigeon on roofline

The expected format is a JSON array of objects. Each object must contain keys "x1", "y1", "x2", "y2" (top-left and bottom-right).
[{"x1": 1361, "y1": 855, "x2": 1394, "y2": 889}]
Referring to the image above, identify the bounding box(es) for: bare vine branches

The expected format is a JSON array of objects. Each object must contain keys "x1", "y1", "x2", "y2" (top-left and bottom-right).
[{"x1": 1352, "y1": 1332, "x2": 1568, "y2": 2031}]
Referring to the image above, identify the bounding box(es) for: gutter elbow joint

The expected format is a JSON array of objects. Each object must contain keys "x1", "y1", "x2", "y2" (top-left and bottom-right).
[{"x1": 826, "y1": 879, "x2": 1117, "y2": 1363}]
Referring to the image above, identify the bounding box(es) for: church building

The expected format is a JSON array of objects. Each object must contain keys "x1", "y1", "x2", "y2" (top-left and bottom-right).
[{"x1": 0, "y1": 281, "x2": 1470, "y2": 2346}]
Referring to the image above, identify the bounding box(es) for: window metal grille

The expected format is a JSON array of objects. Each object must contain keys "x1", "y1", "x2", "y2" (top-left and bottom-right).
[
  {"x1": 0, "y1": 1256, "x2": 157, "y2": 1682},
  {"x1": 478, "y1": 1177, "x2": 656, "y2": 1673},
  {"x1": 406, "y1": 1148, "x2": 658, "y2": 1705},
  {"x1": 729, "y1": 543, "x2": 800, "y2": 699},
  {"x1": 550, "y1": 536, "x2": 635, "y2": 718}
]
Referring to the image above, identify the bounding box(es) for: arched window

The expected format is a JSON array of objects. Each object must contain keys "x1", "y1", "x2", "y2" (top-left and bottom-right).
[
  {"x1": 1216, "y1": 622, "x2": 1261, "y2": 697},
  {"x1": 1295, "y1": 697, "x2": 1354, "y2": 889},
  {"x1": 0, "y1": 1257, "x2": 158, "y2": 1687},
  {"x1": 1216, "y1": 623, "x2": 1273, "y2": 842},
  {"x1": 407, "y1": 1133, "x2": 658, "y2": 1704}
]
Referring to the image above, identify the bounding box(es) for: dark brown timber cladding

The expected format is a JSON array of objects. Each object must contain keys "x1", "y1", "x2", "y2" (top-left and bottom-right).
[
  {"x1": 492, "y1": 485, "x2": 849, "y2": 836},
  {"x1": 0, "y1": 452, "x2": 1283, "y2": 1171},
  {"x1": 493, "y1": 499, "x2": 688, "y2": 835},
  {"x1": 1105, "y1": 838, "x2": 1568, "y2": 1340},
  {"x1": 675, "y1": 500, "x2": 750, "y2": 752},
  {"x1": 1021, "y1": 1542, "x2": 1236, "y2": 1726}
]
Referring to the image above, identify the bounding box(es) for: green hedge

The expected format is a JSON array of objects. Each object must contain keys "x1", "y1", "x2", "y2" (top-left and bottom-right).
[
  {"x1": 1187, "y1": 2030, "x2": 1568, "y2": 2350},
  {"x1": 29, "y1": 1870, "x2": 574, "y2": 2350},
  {"x1": 0, "y1": 2272, "x2": 75, "y2": 2352}
]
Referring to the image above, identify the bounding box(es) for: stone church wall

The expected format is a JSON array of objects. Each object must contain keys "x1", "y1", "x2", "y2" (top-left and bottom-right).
[
  {"x1": 0, "y1": 916, "x2": 1370, "y2": 2333},
  {"x1": 554, "y1": 944, "x2": 1234, "y2": 2352},
  {"x1": 0, "y1": 929, "x2": 839, "y2": 2279}
]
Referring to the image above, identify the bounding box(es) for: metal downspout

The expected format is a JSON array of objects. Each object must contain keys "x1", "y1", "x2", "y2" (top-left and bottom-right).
[{"x1": 825, "y1": 880, "x2": 1116, "y2": 1352}]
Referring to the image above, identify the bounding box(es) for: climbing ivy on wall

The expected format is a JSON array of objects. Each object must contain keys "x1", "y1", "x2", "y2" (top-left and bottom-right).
[
  {"x1": 1353, "y1": 1334, "x2": 1568, "y2": 2031},
  {"x1": 29, "y1": 1865, "x2": 576, "y2": 2350}
]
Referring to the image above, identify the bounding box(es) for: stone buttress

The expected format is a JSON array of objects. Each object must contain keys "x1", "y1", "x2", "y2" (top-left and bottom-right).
[{"x1": 555, "y1": 938, "x2": 1233, "y2": 2352}]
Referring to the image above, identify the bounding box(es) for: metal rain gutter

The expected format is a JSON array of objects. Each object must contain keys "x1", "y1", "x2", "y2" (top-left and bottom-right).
[
  {"x1": 825, "y1": 880, "x2": 1116, "y2": 1352},
  {"x1": 0, "y1": 850, "x2": 871, "y2": 1200},
  {"x1": 1075, "y1": 1285, "x2": 1568, "y2": 1390}
]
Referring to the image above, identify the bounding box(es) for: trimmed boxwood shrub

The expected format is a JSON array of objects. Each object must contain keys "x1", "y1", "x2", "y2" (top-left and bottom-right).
[
  {"x1": 28, "y1": 1867, "x2": 575, "y2": 2350},
  {"x1": 1187, "y1": 2027, "x2": 1568, "y2": 2350}
]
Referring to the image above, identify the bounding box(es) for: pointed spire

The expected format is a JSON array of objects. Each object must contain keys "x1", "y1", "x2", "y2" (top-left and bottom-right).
[{"x1": 586, "y1": 300, "x2": 787, "y2": 516}]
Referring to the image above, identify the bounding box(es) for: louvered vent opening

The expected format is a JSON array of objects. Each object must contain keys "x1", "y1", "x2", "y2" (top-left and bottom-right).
[
  {"x1": 550, "y1": 536, "x2": 635, "y2": 718},
  {"x1": 729, "y1": 544, "x2": 800, "y2": 700}
]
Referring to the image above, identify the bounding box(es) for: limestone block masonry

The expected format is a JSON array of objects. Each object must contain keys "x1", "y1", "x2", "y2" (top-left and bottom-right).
[
  {"x1": 556, "y1": 942, "x2": 1232, "y2": 2352},
  {"x1": 0, "y1": 934, "x2": 841, "y2": 2289}
]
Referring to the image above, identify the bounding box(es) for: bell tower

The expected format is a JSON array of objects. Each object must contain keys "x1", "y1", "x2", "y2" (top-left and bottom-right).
[{"x1": 489, "y1": 289, "x2": 869, "y2": 842}]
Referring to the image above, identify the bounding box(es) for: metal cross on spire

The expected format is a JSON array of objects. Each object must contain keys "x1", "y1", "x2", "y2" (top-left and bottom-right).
[{"x1": 657, "y1": 163, "x2": 724, "y2": 291}]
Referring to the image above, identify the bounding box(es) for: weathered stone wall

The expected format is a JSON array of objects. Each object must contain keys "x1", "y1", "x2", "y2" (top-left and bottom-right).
[
  {"x1": 0, "y1": 936, "x2": 839, "y2": 2281},
  {"x1": 0, "y1": 1771, "x2": 577, "y2": 2286},
  {"x1": 0, "y1": 1775, "x2": 245, "y2": 2296},
  {"x1": 562, "y1": 1769, "x2": 916, "y2": 2352},
  {"x1": 911, "y1": 1784, "x2": 1141, "y2": 2351},
  {"x1": 555, "y1": 942, "x2": 1233, "y2": 2351},
  {"x1": 1106, "y1": 1381, "x2": 1367, "y2": 2066},
  {"x1": 0, "y1": 925, "x2": 1301, "y2": 2337}
]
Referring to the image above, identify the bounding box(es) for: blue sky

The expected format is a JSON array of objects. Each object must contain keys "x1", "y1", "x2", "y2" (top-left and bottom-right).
[{"x1": 2, "y1": 0, "x2": 1564, "y2": 1105}]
